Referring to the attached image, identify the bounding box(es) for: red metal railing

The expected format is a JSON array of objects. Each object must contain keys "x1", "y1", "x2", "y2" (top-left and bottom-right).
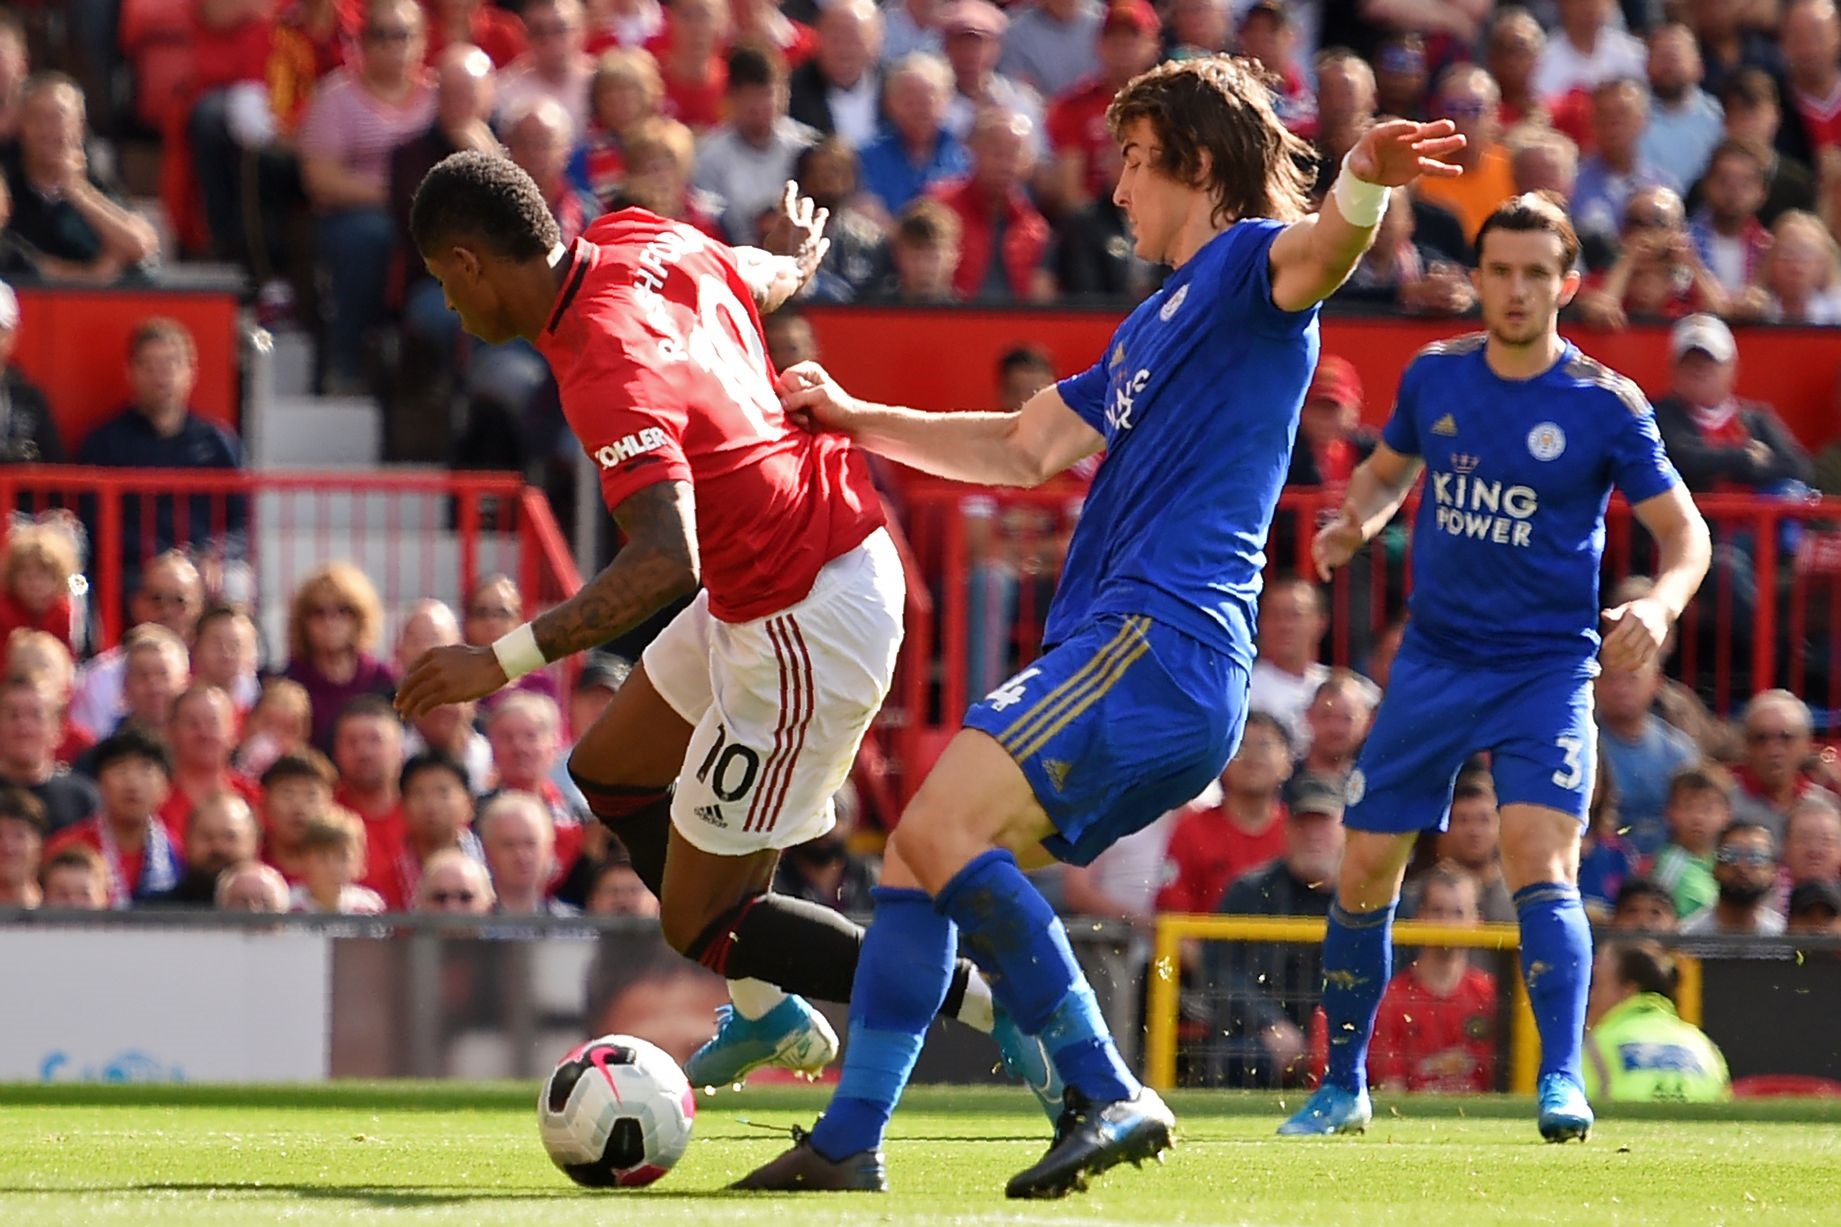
[
  {"x1": 0, "y1": 468, "x2": 582, "y2": 650},
  {"x1": 885, "y1": 482, "x2": 1841, "y2": 805}
]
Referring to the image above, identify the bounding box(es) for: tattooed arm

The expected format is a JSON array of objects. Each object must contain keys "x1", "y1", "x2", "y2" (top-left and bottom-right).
[{"x1": 395, "y1": 482, "x2": 698, "y2": 719}]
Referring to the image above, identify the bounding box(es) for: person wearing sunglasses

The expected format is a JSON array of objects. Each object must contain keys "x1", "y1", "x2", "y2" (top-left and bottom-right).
[
  {"x1": 283, "y1": 562, "x2": 398, "y2": 753},
  {"x1": 414, "y1": 845, "x2": 494, "y2": 914},
  {"x1": 1414, "y1": 63, "x2": 1516, "y2": 245},
  {"x1": 1680, "y1": 820, "x2": 1787, "y2": 934},
  {"x1": 1732, "y1": 689, "x2": 1822, "y2": 837}
]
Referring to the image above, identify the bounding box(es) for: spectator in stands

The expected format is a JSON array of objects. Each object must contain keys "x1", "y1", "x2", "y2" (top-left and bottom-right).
[
  {"x1": 1690, "y1": 140, "x2": 1773, "y2": 298},
  {"x1": 940, "y1": 1, "x2": 1042, "y2": 151},
  {"x1": 1653, "y1": 314, "x2": 1813, "y2": 496},
  {"x1": 1604, "y1": 574, "x2": 1737, "y2": 761},
  {"x1": 1418, "y1": 775, "x2": 1516, "y2": 922},
  {"x1": 45, "y1": 728, "x2": 181, "y2": 907},
  {"x1": 1575, "y1": 186, "x2": 1730, "y2": 325},
  {"x1": 880, "y1": 196, "x2": 962, "y2": 301},
  {"x1": 507, "y1": 97, "x2": 599, "y2": 248},
  {"x1": 1536, "y1": 0, "x2": 1646, "y2": 101},
  {"x1": 478, "y1": 790, "x2": 574, "y2": 915},
  {"x1": 330, "y1": 695, "x2": 408, "y2": 894},
  {"x1": 1690, "y1": 0, "x2": 1784, "y2": 102},
  {"x1": 0, "y1": 73, "x2": 160, "y2": 281},
  {"x1": 78, "y1": 319, "x2": 249, "y2": 585},
  {"x1": 259, "y1": 749, "x2": 338, "y2": 882},
  {"x1": 1238, "y1": 2, "x2": 1315, "y2": 136},
  {"x1": 1290, "y1": 671, "x2": 1376, "y2": 793},
  {"x1": 1044, "y1": 0, "x2": 1160, "y2": 214},
  {"x1": 159, "y1": 792, "x2": 261, "y2": 907},
  {"x1": 285, "y1": 563, "x2": 398, "y2": 751},
  {"x1": 1572, "y1": 79, "x2": 1682, "y2": 253},
  {"x1": 934, "y1": 108, "x2": 1054, "y2": 302},
  {"x1": 298, "y1": 0, "x2": 437, "y2": 392},
  {"x1": 216, "y1": 859, "x2": 291, "y2": 911},
  {"x1": 1651, "y1": 764, "x2": 1734, "y2": 918},
  {"x1": 0, "y1": 282, "x2": 62, "y2": 462},
  {"x1": 1157, "y1": 711, "x2": 1293, "y2": 914},
  {"x1": 1335, "y1": 184, "x2": 1476, "y2": 313},
  {"x1": 568, "y1": 48, "x2": 663, "y2": 209},
  {"x1": 1683, "y1": 820, "x2": 1787, "y2": 933},
  {"x1": 0, "y1": 679, "x2": 95, "y2": 834},
  {"x1": 1787, "y1": 879, "x2": 1841, "y2": 932},
  {"x1": 1248, "y1": 576, "x2": 1327, "y2": 750},
  {"x1": 1584, "y1": 941, "x2": 1731, "y2": 1101},
  {"x1": 763, "y1": 307, "x2": 819, "y2": 372},
  {"x1": 1754, "y1": 209, "x2": 1841, "y2": 323},
  {"x1": 787, "y1": 0, "x2": 883, "y2": 148},
  {"x1": 461, "y1": 575, "x2": 561, "y2": 706},
  {"x1": 416, "y1": 846, "x2": 495, "y2": 913},
  {"x1": 773, "y1": 784, "x2": 878, "y2": 914},
  {"x1": 1001, "y1": 0, "x2": 1100, "y2": 100},
  {"x1": 73, "y1": 625, "x2": 190, "y2": 776},
  {"x1": 586, "y1": 853, "x2": 659, "y2": 915},
  {"x1": 1732, "y1": 690, "x2": 1823, "y2": 838},
  {"x1": 1166, "y1": 0, "x2": 1229, "y2": 61},
  {"x1": 1054, "y1": 129, "x2": 1157, "y2": 298},
  {"x1": 1595, "y1": 657, "x2": 1699, "y2": 857},
  {"x1": 389, "y1": 750, "x2": 481, "y2": 910},
  {"x1": 619, "y1": 116, "x2": 725, "y2": 236},
  {"x1": 883, "y1": 0, "x2": 943, "y2": 61},
  {"x1": 498, "y1": 0, "x2": 593, "y2": 138},
  {"x1": 485, "y1": 692, "x2": 586, "y2": 884},
  {"x1": 1362, "y1": 863, "x2": 1499, "y2": 1093},
  {"x1": 0, "y1": 520, "x2": 77, "y2": 652},
  {"x1": 190, "y1": 605, "x2": 261, "y2": 717},
  {"x1": 10, "y1": 630, "x2": 85, "y2": 762},
  {"x1": 291, "y1": 807, "x2": 386, "y2": 912},
  {"x1": 1643, "y1": 25, "x2": 1724, "y2": 193},
  {"x1": 1209, "y1": 775, "x2": 1346, "y2": 1086},
  {"x1": 584, "y1": 0, "x2": 663, "y2": 52},
  {"x1": 1713, "y1": 71, "x2": 1819, "y2": 229},
  {"x1": 1777, "y1": 0, "x2": 1841, "y2": 170},
  {"x1": 652, "y1": 0, "x2": 728, "y2": 132},
  {"x1": 426, "y1": 0, "x2": 528, "y2": 67},
  {"x1": 1509, "y1": 125, "x2": 1582, "y2": 204},
  {"x1": 0, "y1": 12, "x2": 24, "y2": 144},
  {"x1": 1779, "y1": 792, "x2": 1841, "y2": 903},
  {"x1": 1576, "y1": 755, "x2": 1634, "y2": 920},
  {"x1": 70, "y1": 553, "x2": 202, "y2": 738},
  {"x1": 1312, "y1": 49, "x2": 1375, "y2": 196},
  {"x1": 235, "y1": 678, "x2": 314, "y2": 778},
  {"x1": 1611, "y1": 876, "x2": 1679, "y2": 931},
  {"x1": 696, "y1": 45, "x2": 818, "y2": 243},
  {"x1": 0, "y1": 785, "x2": 45, "y2": 908},
  {"x1": 160, "y1": 685, "x2": 261, "y2": 840},
  {"x1": 1373, "y1": 35, "x2": 1429, "y2": 127},
  {"x1": 858, "y1": 53, "x2": 967, "y2": 218},
  {"x1": 1406, "y1": 64, "x2": 1509, "y2": 243},
  {"x1": 1489, "y1": 7, "x2": 1550, "y2": 128},
  {"x1": 38, "y1": 844, "x2": 110, "y2": 909},
  {"x1": 785, "y1": 137, "x2": 886, "y2": 300}
]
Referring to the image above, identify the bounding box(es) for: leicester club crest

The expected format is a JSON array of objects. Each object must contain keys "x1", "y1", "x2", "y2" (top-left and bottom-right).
[{"x1": 1527, "y1": 422, "x2": 1566, "y2": 461}]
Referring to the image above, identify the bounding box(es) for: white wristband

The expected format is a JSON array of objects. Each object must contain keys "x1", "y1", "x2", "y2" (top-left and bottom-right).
[
  {"x1": 491, "y1": 623, "x2": 546, "y2": 681},
  {"x1": 1333, "y1": 153, "x2": 1391, "y2": 229}
]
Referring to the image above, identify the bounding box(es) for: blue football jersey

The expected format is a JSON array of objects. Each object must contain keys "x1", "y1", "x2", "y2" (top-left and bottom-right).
[
  {"x1": 1052, "y1": 219, "x2": 1320, "y2": 667},
  {"x1": 1383, "y1": 334, "x2": 1681, "y2": 667}
]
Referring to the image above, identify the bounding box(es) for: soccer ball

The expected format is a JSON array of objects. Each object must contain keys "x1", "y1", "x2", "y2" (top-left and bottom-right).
[{"x1": 538, "y1": 1034, "x2": 696, "y2": 1188}]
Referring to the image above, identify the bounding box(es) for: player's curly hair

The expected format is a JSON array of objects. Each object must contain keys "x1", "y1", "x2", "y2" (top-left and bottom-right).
[
  {"x1": 409, "y1": 150, "x2": 562, "y2": 261},
  {"x1": 1106, "y1": 55, "x2": 1315, "y2": 225}
]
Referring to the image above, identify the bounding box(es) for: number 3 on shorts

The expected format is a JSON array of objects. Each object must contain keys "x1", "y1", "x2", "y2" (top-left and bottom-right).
[{"x1": 1552, "y1": 735, "x2": 1584, "y2": 790}]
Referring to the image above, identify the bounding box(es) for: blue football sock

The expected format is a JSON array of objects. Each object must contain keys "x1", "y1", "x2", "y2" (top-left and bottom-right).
[
  {"x1": 808, "y1": 887, "x2": 955, "y2": 1162},
  {"x1": 1320, "y1": 899, "x2": 1396, "y2": 1094},
  {"x1": 938, "y1": 849, "x2": 1138, "y2": 1104},
  {"x1": 1514, "y1": 882, "x2": 1591, "y2": 1085}
]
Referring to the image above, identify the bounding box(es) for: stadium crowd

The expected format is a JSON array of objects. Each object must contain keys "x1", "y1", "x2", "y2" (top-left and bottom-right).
[{"x1": 2, "y1": 0, "x2": 1840, "y2": 1095}]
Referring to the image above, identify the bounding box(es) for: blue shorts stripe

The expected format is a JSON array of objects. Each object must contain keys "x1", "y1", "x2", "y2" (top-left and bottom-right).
[{"x1": 1006, "y1": 628, "x2": 1153, "y2": 763}]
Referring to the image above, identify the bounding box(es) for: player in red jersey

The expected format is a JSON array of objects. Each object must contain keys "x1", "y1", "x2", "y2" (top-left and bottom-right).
[{"x1": 395, "y1": 151, "x2": 1004, "y2": 1087}]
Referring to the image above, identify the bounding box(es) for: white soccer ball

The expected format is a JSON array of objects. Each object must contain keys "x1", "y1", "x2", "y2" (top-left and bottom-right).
[{"x1": 538, "y1": 1034, "x2": 696, "y2": 1188}]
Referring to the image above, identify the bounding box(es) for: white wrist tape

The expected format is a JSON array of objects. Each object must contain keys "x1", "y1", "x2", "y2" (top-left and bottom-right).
[
  {"x1": 1333, "y1": 153, "x2": 1391, "y2": 228},
  {"x1": 491, "y1": 623, "x2": 546, "y2": 681}
]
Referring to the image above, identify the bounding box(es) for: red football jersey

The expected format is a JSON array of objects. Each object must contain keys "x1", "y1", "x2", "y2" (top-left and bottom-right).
[
  {"x1": 536, "y1": 211, "x2": 884, "y2": 623},
  {"x1": 1308, "y1": 964, "x2": 1499, "y2": 1094},
  {"x1": 1153, "y1": 800, "x2": 1288, "y2": 914}
]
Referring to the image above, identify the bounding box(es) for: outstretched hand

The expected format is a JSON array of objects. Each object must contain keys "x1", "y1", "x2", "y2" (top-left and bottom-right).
[
  {"x1": 760, "y1": 180, "x2": 831, "y2": 289},
  {"x1": 1346, "y1": 119, "x2": 1466, "y2": 188}
]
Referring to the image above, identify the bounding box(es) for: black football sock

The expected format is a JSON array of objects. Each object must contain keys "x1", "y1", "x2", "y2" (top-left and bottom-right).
[{"x1": 573, "y1": 779, "x2": 671, "y2": 898}]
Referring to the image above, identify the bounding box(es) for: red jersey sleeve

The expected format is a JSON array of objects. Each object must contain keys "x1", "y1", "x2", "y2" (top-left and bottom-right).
[{"x1": 562, "y1": 318, "x2": 696, "y2": 513}]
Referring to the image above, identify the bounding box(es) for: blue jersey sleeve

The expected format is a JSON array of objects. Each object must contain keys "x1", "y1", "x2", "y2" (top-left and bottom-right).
[
  {"x1": 1380, "y1": 360, "x2": 1423, "y2": 457},
  {"x1": 1223, "y1": 219, "x2": 1317, "y2": 338},
  {"x1": 1057, "y1": 359, "x2": 1109, "y2": 434},
  {"x1": 1608, "y1": 393, "x2": 1682, "y2": 505}
]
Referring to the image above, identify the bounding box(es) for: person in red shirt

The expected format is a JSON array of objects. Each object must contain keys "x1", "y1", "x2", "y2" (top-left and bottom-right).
[
  {"x1": 1574, "y1": 186, "x2": 1731, "y2": 328},
  {"x1": 932, "y1": 107, "x2": 1056, "y2": 301},
  {"x1": 0, "y1": 520, "x2": 79, "y2": 653},
  {"x1": 484, "y1": 690, "x2": 586, "y2": 885},
  {"x1": 1284, "y1": 355, "x2": 1378, "y2": 491},
  {"x1": 44, "y1": 728, "x2": 183, "y2": 907},
  {"x1": 6, "y1": 630, "x2": 92, "y2": 768},
  {"x1": 1156, "y1": 711, "x2": 1294, "y2": 914},
  {"x1": 1780, "y1": 0, "x2": 1841, "y2": 161},
  {"x1": 399, "y1": 152, "x2": 997, "y2": 1079},
  {"x1": 330, "y1": 694, "x2": 408, "y2": 900},
  {"x1": 654, "y1": 0, "x2": 730, "y2": 131},
  {"x1": 159, "y1": 684, "x2": 264, "y2": 842},
  {"x1": 1732, "y1": 689, "x2": 1825, "y2": 835},
  {"x1": 423, "y1": 0, "x2": 528, "y2": 67},
  {"x1": 1312, "y1": 863, "x2": 1500, "y2": 1092},
  {"x1": 1045, "y1": 0, "x2": 1161, "y2": 212}
]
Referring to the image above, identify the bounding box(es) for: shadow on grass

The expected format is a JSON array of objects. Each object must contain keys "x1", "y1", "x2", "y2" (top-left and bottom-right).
[{"x1": 0, "y1": 1181, "x2": 767, "y2": 1206}]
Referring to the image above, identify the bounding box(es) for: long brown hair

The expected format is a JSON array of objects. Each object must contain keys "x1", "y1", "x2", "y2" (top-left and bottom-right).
[{"x1": 1105, "y1": 55, "x2": 1315, "y2": 226}]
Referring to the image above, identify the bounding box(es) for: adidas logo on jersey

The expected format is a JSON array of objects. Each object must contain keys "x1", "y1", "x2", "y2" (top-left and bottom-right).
[
  {"x1": 1042, "y1": 759, "x2": 1072, "y2": 792},
  {"x1": 1432, "y1": 414, "x2": 1459, "y2": 436},
  {"x1": 595, "y1": 427, "x2": 670, "y2": 468}
]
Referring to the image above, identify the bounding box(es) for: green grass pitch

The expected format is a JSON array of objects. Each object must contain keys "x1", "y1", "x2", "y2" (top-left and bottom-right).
[{"x1": 2, "y1": 1083, "x2": 1836, "y2": 1226}]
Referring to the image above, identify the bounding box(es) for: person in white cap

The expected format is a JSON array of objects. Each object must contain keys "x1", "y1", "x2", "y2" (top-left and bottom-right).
[
  {"x1": 1651, "y1": 313, "x2": 1811, "y2": 495},
  {"x1": 0, "y1": 279, "x2": 63, "y2": 464}
]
